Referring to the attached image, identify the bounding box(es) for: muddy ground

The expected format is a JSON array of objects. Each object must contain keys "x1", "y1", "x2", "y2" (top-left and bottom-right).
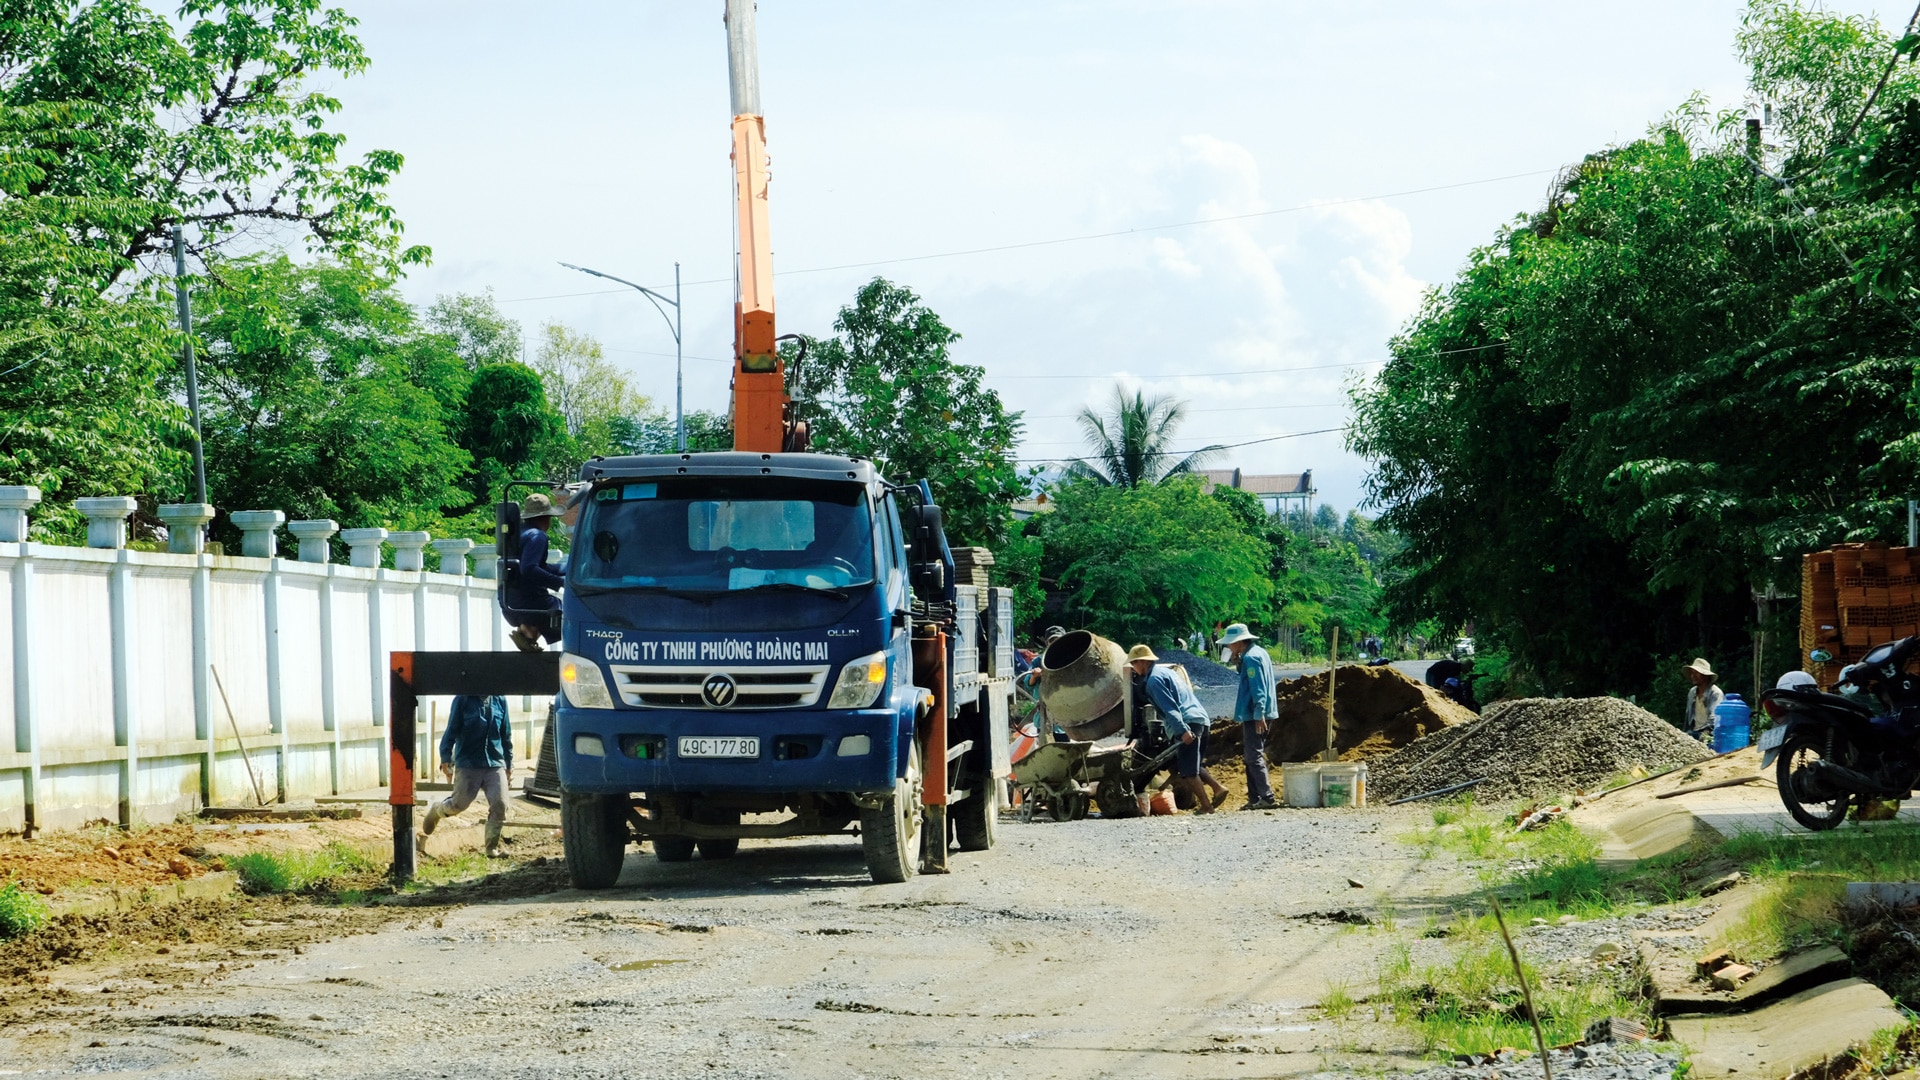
[{"x1": 2, "y1": 805, "x2": 1477, "y2": 1079}]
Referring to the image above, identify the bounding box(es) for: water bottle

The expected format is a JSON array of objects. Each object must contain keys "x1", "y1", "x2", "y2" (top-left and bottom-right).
[{"x1": 1712, "y1": 694, "x2": 1752, "y2": 753}]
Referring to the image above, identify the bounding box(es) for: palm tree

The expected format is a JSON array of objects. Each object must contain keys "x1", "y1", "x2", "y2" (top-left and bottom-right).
[{"x1": 1065, "y1": 385, "x2": 1223, "y2": 487}]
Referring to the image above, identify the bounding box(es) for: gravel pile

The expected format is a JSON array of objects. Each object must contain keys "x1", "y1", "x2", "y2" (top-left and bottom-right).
[
  {"x1": 1159, "y1": 648, "x2": 1241, "y2": 719},
  {"x1": 1308, "y1": 1043, "x2": 1681, "y2": 1080},
  {"x1": 1369, "y1": 697, "x2": 1711, "y2": 802}
]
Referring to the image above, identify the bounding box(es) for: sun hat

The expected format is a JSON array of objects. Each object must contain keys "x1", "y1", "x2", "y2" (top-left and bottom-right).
[
  {"x1": 1217, "y1": 623, "x2": 1258, "y2": 647},
  {"x1": 520, "y1": 492, "x2": 557, "y2": 521},
  {"x1": 1126, "y1": 644, "x2": 1158, "y2": 663},
  {"x1": 1683, "y1": 657, "x2": 1716, "y2": 679}
]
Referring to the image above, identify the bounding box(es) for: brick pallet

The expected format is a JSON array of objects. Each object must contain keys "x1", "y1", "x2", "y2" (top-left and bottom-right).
[
  {"x1": 1802, "y1": 543, "x2": 1920, "y2": 686},
  {"x1": 951, "y1": 546, "x2": 995, "y2": 589}
]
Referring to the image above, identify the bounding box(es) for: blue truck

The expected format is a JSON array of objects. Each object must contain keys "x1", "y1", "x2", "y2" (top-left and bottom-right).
[{"x1": 500, "y1": 452, "x2": 1015, "y2": 886}]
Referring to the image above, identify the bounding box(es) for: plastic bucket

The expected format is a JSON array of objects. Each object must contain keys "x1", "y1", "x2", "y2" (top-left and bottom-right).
[
  {"x1": 1320, "y1": 763, "x2": 1368, "y2": 808},
  {"x1": 1281, "y1": 764, "x2": 1321, "y2": 807},
  {"x1": 1712, "y1": 722, "x2": 1751, "y2": 753}
]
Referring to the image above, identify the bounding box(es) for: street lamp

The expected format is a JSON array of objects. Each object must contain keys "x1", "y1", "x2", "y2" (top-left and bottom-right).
[{"x1": 558, "y1": 261, "x2": 684, "y2": 452}]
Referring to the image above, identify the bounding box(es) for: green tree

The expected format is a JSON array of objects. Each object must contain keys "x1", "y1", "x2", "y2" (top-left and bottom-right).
[
  {"x1": 1035, "y1": 476, "x2": 1273, "y2": 645},
  {"x1": 0, "y1": 0, "x2": 420, "y2": 533},
  {"x1": 532, "y1": 321, "x2": 649, "y2": 470},
  {"x1": 427, "y1": 290, "x2": 523, "y2": 370},
  {"x1": 460, "y1": 362, "x2": 567, "y2": 504},
  {"x1": 787, "y1": 277, "x2": 1026, "y2": 546},
  {"x1": 194, "y1": 256, "x2": 469, "y2": 536},
  {"x1": 608, "y1": 410, "x2": 734, "y2": 454},
  {"x1": 1348, "y1": 0, "x2": 1920, "y2": 696},
  {"x1": 1066, "y1": 386, "x2": 1221, "y2": 487}
]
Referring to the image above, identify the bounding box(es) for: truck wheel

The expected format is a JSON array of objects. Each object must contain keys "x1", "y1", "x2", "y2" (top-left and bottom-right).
[
  {"x1": 953, "y1": 773, "x2": 998, "y2": 852},
  {"x1": 561, "y1": 792, "x2": 629, "y2": 889},
  {"x1": 861, "y1": 739, "x2": 924, "y2": 884},
  {"x1": 697, "y1": 837, "x2": 740, "y2": 860},
  {"x1": 653, "y1": 835, "x2": 697, "y2": 862}
]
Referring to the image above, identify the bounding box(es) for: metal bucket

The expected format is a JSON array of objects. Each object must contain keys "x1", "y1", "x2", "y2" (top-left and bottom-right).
[{"x1": 1037, "y1": 630, "x2": 1131, "y2": 742}]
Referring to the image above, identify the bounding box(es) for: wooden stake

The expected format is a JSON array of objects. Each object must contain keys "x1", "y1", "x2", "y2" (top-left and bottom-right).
[
  {"x1": 1324, "y1": 625, "x2": 1339, "y2": 762},
  {"x1": 210, "y1": 665, "x2": 268, "y2": 806}
]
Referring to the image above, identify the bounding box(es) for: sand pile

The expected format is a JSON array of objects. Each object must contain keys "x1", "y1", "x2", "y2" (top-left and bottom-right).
[
  {"x1": 1203, "y1": 664, "x2": 1474, "y2": 765},
  {"x1": 1369, "y1": 696, "x2": 1713, "y2": 802}
]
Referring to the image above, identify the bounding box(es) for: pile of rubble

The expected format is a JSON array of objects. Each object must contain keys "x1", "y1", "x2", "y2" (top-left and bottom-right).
[
  {"x1": 1369, "y1": 697, "x2": 1712, "y2": 802},
  {"x1": 1157, "y1": 648, "x2": 1240, "y2": 719}
]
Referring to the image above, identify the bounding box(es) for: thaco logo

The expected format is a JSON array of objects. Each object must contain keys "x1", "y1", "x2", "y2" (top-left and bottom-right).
[{"x1": 701, "y1": 673, "x2": 738, "y2": 708}]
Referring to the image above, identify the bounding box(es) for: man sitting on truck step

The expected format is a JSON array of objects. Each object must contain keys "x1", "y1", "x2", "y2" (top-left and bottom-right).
[
  {"x1": 507, "y1": 492, "x2": 566, "y2": 653},
  {"x1": 1127, "y1": 645, "x2": 1215, "y2": 816}
]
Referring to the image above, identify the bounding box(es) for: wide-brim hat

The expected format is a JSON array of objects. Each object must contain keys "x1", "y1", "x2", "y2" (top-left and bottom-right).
[
  {"x1": 1126, "y1": 644, "x2": 1158, "y2": 663},
  {"x1": 1683, "y1": 657, "x2": 1715, "y2": 679},
  {"x1": 520, "y1": 492, "x2": 557, "y2": 521},
  {"x1": 1218, "y1": 623, "x2": 1258, "y2": 647}
]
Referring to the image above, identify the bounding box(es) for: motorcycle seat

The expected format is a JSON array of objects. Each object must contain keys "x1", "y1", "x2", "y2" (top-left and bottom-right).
[{"x1": 1771, "y1": 686, "x2": 1875, "y2": 717}]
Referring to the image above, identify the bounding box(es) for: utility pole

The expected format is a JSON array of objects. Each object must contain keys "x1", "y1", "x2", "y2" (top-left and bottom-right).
[{"x1": 173, "y1": 226, "x2": 207, "y2": 504}]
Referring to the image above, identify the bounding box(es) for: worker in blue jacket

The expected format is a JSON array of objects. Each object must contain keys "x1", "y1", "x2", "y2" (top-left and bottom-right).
[
  {"x1": 422, "y1": 694, "x2": 514, "y2": 856},
  {"x1": 508, "y1": 491, "x2": 566, "y2": 653},
  {"x1": 1127, "y1": 645, "x2": 1218, "y2": 815}
]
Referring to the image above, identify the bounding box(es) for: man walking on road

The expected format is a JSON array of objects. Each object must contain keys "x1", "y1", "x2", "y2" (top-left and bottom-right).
[
  {"x1": 1221, "y1": 623, "x2": 1278, "y2": 810},
  {"x1": 1127, "y1": 645, "x2": 1222, "y2": 814},
  {"x1": 422, "y1": 694, "x2": 514, "y2": 857}
]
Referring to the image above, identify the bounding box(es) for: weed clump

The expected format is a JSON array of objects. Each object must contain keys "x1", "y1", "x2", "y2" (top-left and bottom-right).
[
  {"x1": 228, "y1": 844, "x2": 379, "y2": 896},
  {"x1": 0, "y1": 881, "x2": 49, "y2": 939}
]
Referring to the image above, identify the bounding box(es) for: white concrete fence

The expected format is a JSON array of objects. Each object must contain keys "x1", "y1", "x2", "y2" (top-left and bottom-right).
[{"x1": 0, "y1": 485, "x2": 532, "y2": 835}]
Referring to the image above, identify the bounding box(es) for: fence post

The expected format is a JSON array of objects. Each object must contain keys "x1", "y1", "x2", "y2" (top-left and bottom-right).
[
  {"x1": 157, "y1": 503, "x2": 214, "y2": 555},
  {"x1": 340, "y1": 528, "x2": 389, "y2": 785},
  {"x1": 2, "y1": 488, "x2": 39, "y2": 834},
  {"x1": 109, "y1": 547, "x2": 136, "y2": 826},
  {"x1": 232, "y1": 510, "x2": 286, "y2": 560}
]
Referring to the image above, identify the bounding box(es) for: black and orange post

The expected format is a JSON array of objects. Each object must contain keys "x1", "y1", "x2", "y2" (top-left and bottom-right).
[{"x1": 386, "y1": 650, "x2": 560, "y2": 886}]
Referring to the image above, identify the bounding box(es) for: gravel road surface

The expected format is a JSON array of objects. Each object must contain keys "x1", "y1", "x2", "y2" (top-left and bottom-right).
[{"x1": 6, "y1": 806, "x2": 1478, "y2": 1079}]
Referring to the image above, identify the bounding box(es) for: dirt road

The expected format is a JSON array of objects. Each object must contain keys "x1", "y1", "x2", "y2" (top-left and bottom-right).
[{"x1": 6, "y1": 806, "x2": 1476, "y2": 1079}]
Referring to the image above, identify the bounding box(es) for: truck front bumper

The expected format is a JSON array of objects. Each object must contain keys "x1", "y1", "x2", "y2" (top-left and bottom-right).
[{"x1": 554, "y1": 705, "x2": 906, "y2": 795}]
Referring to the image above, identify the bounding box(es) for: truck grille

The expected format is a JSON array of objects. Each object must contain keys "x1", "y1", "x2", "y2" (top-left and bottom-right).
[{"x1": 607, "y1": 665, "x2": 830, "y2": 709}]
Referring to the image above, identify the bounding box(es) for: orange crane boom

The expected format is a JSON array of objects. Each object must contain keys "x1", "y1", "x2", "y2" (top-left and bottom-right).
[{"x1": 725, "y1": 0, "x2": 790, "y2": 453}]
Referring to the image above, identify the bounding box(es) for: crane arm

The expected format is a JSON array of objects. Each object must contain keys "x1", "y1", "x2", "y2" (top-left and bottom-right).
[{"x1": 726, "y1": 0, "x2": 789, "y2": 453}]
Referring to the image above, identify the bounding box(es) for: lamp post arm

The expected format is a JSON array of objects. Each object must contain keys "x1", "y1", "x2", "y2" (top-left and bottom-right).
[{"x1": 557, "y1": 262, "x2": 680, "y2": 343}]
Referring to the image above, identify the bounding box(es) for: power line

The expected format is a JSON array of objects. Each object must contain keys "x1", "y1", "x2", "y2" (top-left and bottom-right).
[
  {"x1": 1013, "y1": 426, "x2": 1347, "y2": 463},
  {"x1": 494, "y1": 168, "x2": 1555, "y2": 304},
  {"x1": 1023, "y1": 401, "x2": 1347, "y2": 419},
  {"x1": 999, "y1": 359, "x2": 1384, "y2": 381}
]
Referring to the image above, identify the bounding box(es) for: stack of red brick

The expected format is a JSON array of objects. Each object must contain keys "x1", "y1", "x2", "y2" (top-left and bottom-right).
[{"x1": 1802, "y1": 542, "x2": 1920, "y2": 687}]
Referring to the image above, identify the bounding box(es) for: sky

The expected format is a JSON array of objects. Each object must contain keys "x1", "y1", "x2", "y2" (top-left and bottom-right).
[{"x1": 325, "y1": 0, "x2": 1896, "y2": 516}]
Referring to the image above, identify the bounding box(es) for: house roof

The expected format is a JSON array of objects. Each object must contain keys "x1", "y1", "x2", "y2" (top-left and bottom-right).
[{"x1": 1199, "y1": 468, "x2": 1314, "y2": 496}]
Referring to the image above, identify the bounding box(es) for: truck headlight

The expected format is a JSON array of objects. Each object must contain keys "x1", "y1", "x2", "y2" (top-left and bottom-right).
[
  {"x1": 559, "y1": 652, "x2": 615, "y2": 709},
  {"x1": 827, "y1": 650, "x2": 888, "y2": 709}
]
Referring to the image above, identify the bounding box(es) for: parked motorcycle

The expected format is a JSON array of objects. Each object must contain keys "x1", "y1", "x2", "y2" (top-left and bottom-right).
[{"x1": 1759, "y1": 636, "x2": 1920, "y2": 830}]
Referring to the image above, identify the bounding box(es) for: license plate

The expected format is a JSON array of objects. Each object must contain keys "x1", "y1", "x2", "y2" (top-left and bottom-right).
[
  {"x1": 678, "y1": 736, "x2": 759, "y2": 759},
  {"x1": 1758, "y1": 726, "x2": 1787, "y2": 751}
]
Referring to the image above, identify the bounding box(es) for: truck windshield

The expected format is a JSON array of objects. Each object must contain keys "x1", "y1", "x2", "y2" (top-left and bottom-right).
[{"x1": 571, "y1": 477, "x2": 875, "y2": 594}]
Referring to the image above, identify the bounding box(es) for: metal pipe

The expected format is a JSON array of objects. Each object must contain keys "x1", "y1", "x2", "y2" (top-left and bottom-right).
[
  {"x1": 173, "y1": 226, "x2": 207, "y2": 505},
  {"x1": 915, "y1": 631, "x2": 949, "y2": 874},
  {"x1": 724, "y1": 0, "x2": 761, "y2": 117}
]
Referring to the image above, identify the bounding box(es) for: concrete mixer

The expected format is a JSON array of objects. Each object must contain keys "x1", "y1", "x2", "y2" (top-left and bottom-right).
[{"x1": 1034, "y1": 630, "x2": 1134, "y2": 741}]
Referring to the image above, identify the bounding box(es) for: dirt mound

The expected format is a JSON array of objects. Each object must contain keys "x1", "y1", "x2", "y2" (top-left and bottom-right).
[
  {"x1": 1262, "y1": 664, "x2": 1476, "y2": 763},
  {"x1": 0, "y1": 823, "x2": 213, "y2": 893},
  {"x1": 1369, "y1": 696, "x2": 1713, "y2": 802}
]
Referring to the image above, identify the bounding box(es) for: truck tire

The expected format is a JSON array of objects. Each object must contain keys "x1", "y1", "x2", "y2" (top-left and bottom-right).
[
  {"x1": 861, "y1": 739, "x2": 924, "y2": 884},
  {"x1": 953, "y1": 774, "x2": 998, "y2": 851},
  {"x1": 696, "y1": 837, "x2": 740, "y2": 860},
  {"x1": 653, "y1": 835, "x2": 697, "y2": 862},
  {"x1": 561, "y1": 792, "x2": 628, "y2": 889}
]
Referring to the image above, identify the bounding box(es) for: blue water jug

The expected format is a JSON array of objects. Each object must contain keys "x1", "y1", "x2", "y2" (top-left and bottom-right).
[{"x1": 1712, "y1": 695, "x2": 1752, "y2": 753}]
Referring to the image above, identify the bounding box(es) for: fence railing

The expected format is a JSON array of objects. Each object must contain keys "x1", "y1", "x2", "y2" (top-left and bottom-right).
[{"x1": 0, "y1": 485, "x2": 527, "y2": 835}]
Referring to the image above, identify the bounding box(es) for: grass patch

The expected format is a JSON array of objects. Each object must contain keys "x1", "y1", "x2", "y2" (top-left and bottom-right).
[
  {"x1": 0, "y1": 880, "x2": 50, "y2": 939},
  {"x1": 1318, "y1": 980, "x2": 1358, "y2": 1021},
  {"x1": 1705, "y1": 822, "x2": 1920, "y2": 961},
  {"x1": 228, "y1": 843, "x2": 380, "y2": 896},
  {"x1": 1373, "y1": 933, "x2": 1646, "y2": 1056}
]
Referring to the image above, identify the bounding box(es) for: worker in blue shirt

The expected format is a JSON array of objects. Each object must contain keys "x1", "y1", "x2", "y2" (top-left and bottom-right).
[
  {"x1": 422, "y1": 694, "x2": 514, "y2": 856},
  {"x1": 508, "y1": 491, "x2": 566, "y2": 653},
  {"x1": 1221, "y1": 622, "x2": 1279, "y2": 810},
  {"x1": 1127, "y1": 645, "x2": 1217, "y2": 815}
]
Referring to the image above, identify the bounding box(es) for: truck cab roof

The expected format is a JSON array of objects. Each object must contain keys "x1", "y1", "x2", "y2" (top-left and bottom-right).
[{"x1": 580, "y1": 452, "x2": 885, "y2": 487}]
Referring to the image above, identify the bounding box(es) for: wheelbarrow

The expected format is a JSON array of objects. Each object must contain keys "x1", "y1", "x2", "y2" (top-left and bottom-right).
[{"x1": 1010, "y1": 739, "x2": 1182, "y2": 821}]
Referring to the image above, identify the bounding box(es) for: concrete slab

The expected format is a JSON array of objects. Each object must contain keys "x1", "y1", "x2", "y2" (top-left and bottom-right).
[
  {"x1": 1666, "y1": 978, "x2": 1905, "y2": 1079},
  {"x1": 1596, "y1": 800, "x2": 1721, "y2": 867},
  {"x1": 47, "y1": 870, "x2": 238, "y2": 919},
  {"x1": 1657, "y1": 946, "x2": 1851, "y2": 1015}
]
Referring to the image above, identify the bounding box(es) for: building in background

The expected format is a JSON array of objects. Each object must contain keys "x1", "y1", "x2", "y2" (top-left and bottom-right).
[{"x1": 1200, "y1": 468, "x2": 1315, "y2": 522}]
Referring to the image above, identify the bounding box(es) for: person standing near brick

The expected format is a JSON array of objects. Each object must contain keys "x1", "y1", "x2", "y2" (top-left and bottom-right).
[
  {"x1": 422, "y1": 694, "x2": 514, "y2": 857},
  {"x1": 1221, "y1": 623, "x2": 1278, "y2": 810}
]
